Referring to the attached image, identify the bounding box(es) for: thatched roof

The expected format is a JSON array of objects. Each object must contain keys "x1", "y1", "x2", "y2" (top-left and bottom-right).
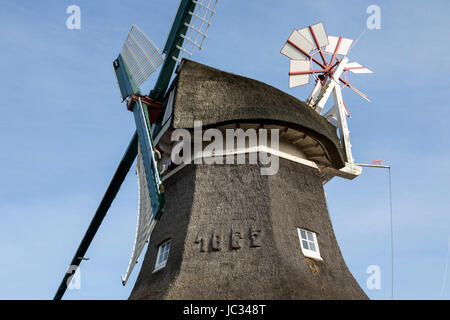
[{"x1": 172, "y1": 59, "x2": 346, "y2": 169}]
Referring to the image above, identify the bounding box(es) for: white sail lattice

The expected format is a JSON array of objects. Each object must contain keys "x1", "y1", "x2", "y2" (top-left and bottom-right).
[
  {"x1": 174, "y1": 0, "x2": 219, "y2": 63},
  {"x1": 121, "y1": 24, "x2": 165, "y2": 88},
  {"x1": 121, "y1": 145, "x2": 156, "y2": 285}
]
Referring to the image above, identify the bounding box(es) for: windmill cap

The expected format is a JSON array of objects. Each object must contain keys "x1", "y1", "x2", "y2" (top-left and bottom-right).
[{"x1": 169, "y1": 59, "x2": 346, "y2": 170}]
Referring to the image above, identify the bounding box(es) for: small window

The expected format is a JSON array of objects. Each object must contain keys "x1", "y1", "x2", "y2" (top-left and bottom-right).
[
  {"x1": 154, "y1": 240, "x2": 171, "y2": 272},
  {"x1": 297, "y1": 228, "x2": 322, "y2": 260}
]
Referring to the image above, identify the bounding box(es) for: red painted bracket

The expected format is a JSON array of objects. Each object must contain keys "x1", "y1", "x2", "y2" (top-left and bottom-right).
[{"x1": 126, "y1": 93, "x2": 163, "y2": 123}]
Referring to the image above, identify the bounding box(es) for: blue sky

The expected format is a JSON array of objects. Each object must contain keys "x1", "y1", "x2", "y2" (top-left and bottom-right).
[{"x1": 0, "y1": 0, "x2": 449, "y2": 299}]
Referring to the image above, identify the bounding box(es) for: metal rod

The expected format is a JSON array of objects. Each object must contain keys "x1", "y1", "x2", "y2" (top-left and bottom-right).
[
  {"x1": 354, "y1": 163, "x2": 394, "y2": 300},
  {"x1": 388, "y1": 167, "x2": 394, "y2": 300},
  {"x1": 321, "y1": 37, "x2": 342, "y2": 85},
  {"x1": 441, "y1": 236, "x2": 450, "y2": 297},
  {"x1": 344, "y1": 66, "x2": 367, "y2": 71},
  {"x1": 289, "y1": 69, "x2": 326, "y2": 75},
  {"x1": 287, "y1": 40, "x2": 327, "y2": 69},
  {"x1": 338, "y1": 78, "x2": 370, "y2": 102},
  {"x1": 329, "y1": 37, "x2": 342, "y2": 69},
  {"x1": 309, "y1": 25, "x2": 327, "y2": 65},
  {"x1": 354, "y1": 163, "x2": 390, "y2": 168}
]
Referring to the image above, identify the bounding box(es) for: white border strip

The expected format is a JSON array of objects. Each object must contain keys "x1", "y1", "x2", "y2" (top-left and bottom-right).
[{"x1": 162, "y1": 146, "x2": 318, "y2": 182}]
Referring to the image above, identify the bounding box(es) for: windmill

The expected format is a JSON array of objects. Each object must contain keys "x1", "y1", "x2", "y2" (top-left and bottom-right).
[
  {"x1": 281, "y1": 22, "x2": 372, "y2": 182},
  {"x1": 54, "y1": 0, "x2": 219, "y2": 300}
]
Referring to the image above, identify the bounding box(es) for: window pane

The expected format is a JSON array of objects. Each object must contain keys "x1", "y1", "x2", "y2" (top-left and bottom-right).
[
  {"x1": 298, "y1": 229, "x2": 321, "y2": 259},
  {"x1": 157, "y1": 253, "x2": 162, "y2": 265},
  {"x1": 156, "y1": 241, "x2": 171, "y2": 268},
  {"x1": 300, "y1": 230, "x2": 307, "y2": 240},
  {"x1": 302, "y1": 240, "x2": 309, "y2": 250}
]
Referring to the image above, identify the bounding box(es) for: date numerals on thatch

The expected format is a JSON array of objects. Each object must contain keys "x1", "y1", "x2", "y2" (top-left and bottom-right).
[{"x1": 195, "y1": 226, "x2": 263, "y2": 252}]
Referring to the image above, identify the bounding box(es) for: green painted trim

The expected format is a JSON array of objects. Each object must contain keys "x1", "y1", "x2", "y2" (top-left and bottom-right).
[
  {"x1": 149, "y1": 0, "x2": 196, "y2": 101},
  {"x1": 113, "y1": 54, "x2": 141, "y2": 100}
]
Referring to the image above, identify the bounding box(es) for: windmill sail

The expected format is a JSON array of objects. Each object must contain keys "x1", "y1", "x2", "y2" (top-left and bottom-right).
[
  {"x1": 324, "y1": 36, "x2": 353, "y2": 56},
  {"x1": 55, "y1": 0, "x2": 220, "y2": 300},
  {"x1": 119, "y1": 0, "x2": 220, "y2": 285},
  {"x1": 119, "y1": 25, "x2": 165, "y2": 93},
  {"x1": 297, "y1": 22, "x2": 329, "y2": 50},
  {"x1": 121, "y1": 145, "x2": 157, "y2": 285},
  {"x1": 173, "y1": 0, "x2": 219, "y2": 63}
]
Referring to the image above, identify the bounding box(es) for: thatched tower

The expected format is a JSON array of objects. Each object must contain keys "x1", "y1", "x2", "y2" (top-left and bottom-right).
[{"x1": 129, "y1": 60, "x2": 368, "y2": 299}]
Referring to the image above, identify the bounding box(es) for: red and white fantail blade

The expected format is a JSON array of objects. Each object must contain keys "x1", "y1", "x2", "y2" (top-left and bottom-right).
[
  {"x1": 324, "y1": 36, "x2": 354, "y2": 56},
  {"x1": 297, "y1": 22, "x2": 329, "y2": 50},
  {"x1": 289, "y1": 60, "x2": 312, "y2": 88},
  {"x1": 344, "y1": 62, "x2": 373, "y2": 74},
  {"x1": 281, "y1": 30, "x2": 315, "y2": 61}
]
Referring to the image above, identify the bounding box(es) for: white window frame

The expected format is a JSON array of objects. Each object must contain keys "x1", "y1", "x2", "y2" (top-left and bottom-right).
[
  {"x1": 154, "y1": 240, "x2": 171, "y2": 272},
  {"x1": 297, "y1": 228, "x2": 322, "y2": 261}
]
